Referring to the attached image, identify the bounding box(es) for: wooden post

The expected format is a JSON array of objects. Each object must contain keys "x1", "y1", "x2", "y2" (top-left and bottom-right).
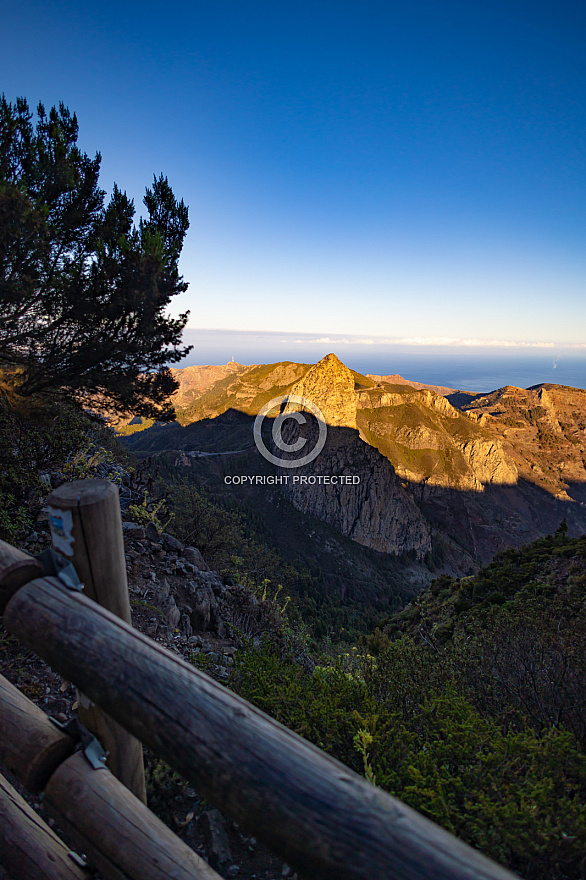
[
  {"x1": 46, "y1": 479, "x2": 146, "y2": 803},
  {"x1": 0, "y1": 673, "x2": 74, "y2": 792},
  {"x1": 0, "y1": 771, "x2": 90, "y2": 880},
  {"x1": 45, "y1": 752, "x2": 222, "y2": 880},
  {"x1": 0, "y1": 538, "x2": 43, "y2": 613},
  {"x1": 5, "y1": 577, "x2": 522, "y2": 880}
]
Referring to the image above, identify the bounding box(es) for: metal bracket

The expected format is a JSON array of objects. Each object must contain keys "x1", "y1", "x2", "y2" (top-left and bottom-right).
[
  {"x1": 49, "y1": 715, "x2": 108, "y2": 770},
  {"x1": 83, "y1": 735, "x2": 108, "y2": 770},
  {"x1": 35, "y1": 548, "x2": 84, "y2": 591},
  {"x1": 68, "y1": 851, "x2": 89, "y2": 868}
]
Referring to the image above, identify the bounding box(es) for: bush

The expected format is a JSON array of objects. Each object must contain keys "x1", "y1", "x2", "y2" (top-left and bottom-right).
[
  {"x1": 0, "y1": 395, "x2": 127, "y2": 541},
  {"x1": 228, "y1": 633, "x2": 586, "y2": 880}
]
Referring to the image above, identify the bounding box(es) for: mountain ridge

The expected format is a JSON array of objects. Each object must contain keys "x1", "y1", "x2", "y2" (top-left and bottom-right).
[{"x1": 121, "y1": 353, "x2": 586, "y2": 583}]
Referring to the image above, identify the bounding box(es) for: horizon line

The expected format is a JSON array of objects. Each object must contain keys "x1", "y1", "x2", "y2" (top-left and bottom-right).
[{"x1": 183, "y1": 328, "x2": 586, "y2": 350}]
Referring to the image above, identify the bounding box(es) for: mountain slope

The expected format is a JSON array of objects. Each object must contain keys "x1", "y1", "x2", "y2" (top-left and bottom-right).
[
  {"x1": 451, "y1": 383, "x2": 586, "y2": 500},
  {"x1": 122, "y1": 353, "x2": 586, "y2": 578}
]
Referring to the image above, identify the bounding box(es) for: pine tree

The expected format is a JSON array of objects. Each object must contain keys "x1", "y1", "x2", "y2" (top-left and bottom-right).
[{"x1": 0, "y1": 95, "x2": 192, "y2": 419}]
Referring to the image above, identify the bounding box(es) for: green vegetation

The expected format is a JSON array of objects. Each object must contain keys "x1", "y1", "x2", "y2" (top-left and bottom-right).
[
  {"x1": 228, "y1": 530, "x2": 586, "y2": 880},
  {"x1": 0, "y1": 367, "x2": 584, "y2": 878},
  {"x1": 147, "y1": 455, "x2": 399, "y2": 643},
  {"x1": 0, "y1": 396, "x2": 123, "y2": 541},
  {"x1": 0, "y1": 95, "x2": 190, "y2": 418},
  {"x1": 357, "y1": 404, "x2": 474, "y2": 486}
]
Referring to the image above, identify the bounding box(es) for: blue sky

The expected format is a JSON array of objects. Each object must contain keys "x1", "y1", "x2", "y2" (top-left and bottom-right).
[{"x1": 2, "y1": 0, "x2": 585, "y2": 352}]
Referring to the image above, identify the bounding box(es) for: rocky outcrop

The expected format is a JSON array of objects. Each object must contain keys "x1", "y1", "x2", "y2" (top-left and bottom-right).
[
  {"x1": 273, "y1": 354, "x2": 524, "y2": 558},
  {"x1": 535, "y1": 387, "x2": 563, "y2": 434},
  {"x1": 257, "y1": 362, "x2": 307, "y2": 391},
  {"x1": 458, "y1": 383, "x2": 586, "y2": 499},
  {"x1": 286, "y1": 353, "x2": 357, "y2": 428},
  {"x1": 459, "y1": 439, "x2": 518, "y2": 486},
  {"x1": 276, "y1": 355, "x2": 431, "y2": 558},
  {"x1": 357, "y1": 387, "x2": 460, "y2": 419},
  {"x1": 123, "y1": 353, "x2": 586, "y2": 573},
  {"x1": 277, "y1": 423, "x2": 431, "y2": 559}
]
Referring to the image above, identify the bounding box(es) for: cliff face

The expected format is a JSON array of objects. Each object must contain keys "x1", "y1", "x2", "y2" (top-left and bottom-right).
[
  {"x1": 272, "y1": 355, "x2": 585, "y2": 568},
  {"x1": 459, "y1": 439, "x2": 518, "y2": 486},
  {"x1": 276, "y1": 420, "x2": 432, "y2": 559},
  {"x1": 123, "y1": 354, "x2": 586, "y2": 574},
  {"x1": 453, "y1": 383, "x2": 586, "y2": 501},
  {"x1": 355, "y1": 386, "x2": 517, "y2": 492}
]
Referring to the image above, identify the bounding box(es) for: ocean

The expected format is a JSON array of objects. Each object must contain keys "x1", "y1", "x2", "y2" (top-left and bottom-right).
[{"x1": 178, "y1": 329, "x2": 586, "y2": 393}]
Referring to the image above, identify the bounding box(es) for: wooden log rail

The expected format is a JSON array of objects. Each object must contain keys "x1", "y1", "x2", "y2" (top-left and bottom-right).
[
  {"x1": 46, "y1": 752, "x2": 222, "y2": 880},
  {"x1": 0, "y1": 538, "x2": 43, "y2": 613},
  {"x1": 0, "y1": 770, "x2": 90, "y2": 880},
  {"x1": 2, "y1": 574, "x2": 522, "y2": 880},
  {"x1": 47, "y1": 480, "x2": 146, "y2": 802},
  {"x1": 0, "y1": 673, "x2": 75, "y2": 792},
  {"x1": 0, "y1": 672, "x2": 221, "y2": 880}
]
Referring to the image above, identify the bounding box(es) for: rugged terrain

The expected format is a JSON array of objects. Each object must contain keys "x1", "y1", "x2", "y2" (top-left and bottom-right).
[
  {"x1": 0, "y1": 512, "x2": 301, "y2": 880},
  {"x1": 122, "y1": 354, "x2": 586, "y2": 584},
  {"x1": 451, "y1": 383, "x2": 586, "y2": 501}
]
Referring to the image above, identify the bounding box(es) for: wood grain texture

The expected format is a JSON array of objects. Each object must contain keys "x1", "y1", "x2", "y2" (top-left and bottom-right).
[
  {"x1": 46, "y1": 752, "x2": 222, "y2": 880},
  {"x1": 46, "y1": 479, "x2": 146, "y2": 802},
  {"x1": 0, "y1": 770, "x2": 90, "y2": 880},
  {"x1": 0, "y1": 673, "x2": 74, "y2": 792},
  {"x1": 46, "y1": 479, "x2": 131, "y2": 620},
  {"x1": 0, "y1": 539, "x2": 43, "y2": 613},
  {"x1": 5, "y1": 577, "x2": 522, "y2": 880}
]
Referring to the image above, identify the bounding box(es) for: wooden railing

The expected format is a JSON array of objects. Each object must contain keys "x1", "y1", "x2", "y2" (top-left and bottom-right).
[{"x1": 0, "y1": 479, "x2": 522, "y2": 880}]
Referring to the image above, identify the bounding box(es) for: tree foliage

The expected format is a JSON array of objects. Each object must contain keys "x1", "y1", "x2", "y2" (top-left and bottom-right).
[{"x1": 0, "y1": 95, "x2": 191, "y2": 418}]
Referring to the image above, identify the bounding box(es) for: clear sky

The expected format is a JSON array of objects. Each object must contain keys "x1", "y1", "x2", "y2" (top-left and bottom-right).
[{"x1": 2, "y1": 0, "x2": 585, "y2": 351}]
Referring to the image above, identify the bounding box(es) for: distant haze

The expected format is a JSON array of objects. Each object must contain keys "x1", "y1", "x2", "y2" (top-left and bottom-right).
[{"x1": 178, "y1": 329, "x2": 586, "y2": 392}]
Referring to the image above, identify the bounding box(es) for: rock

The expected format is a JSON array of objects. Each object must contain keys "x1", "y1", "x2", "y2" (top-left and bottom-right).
[
  {"x1": 122, "y1": 522, "x2": 146, "y2": 540},
  {"x1": 286, "y1": 353, "x2": 357, "y2": 428},
  {"x1": 190, "y1": 586, "x2": 218, "y2": 632},
  {"x1": 201, "y1": 809, "x2": 232, "y2": 868},
  {"x1": 459, "y1": 439, "x2": 518, "y2": 486},
  {"x1": 145, "y1": 522, "x2": 160, "y2": 542},
  {"x1": 156, "y1": 578, "x2": 171, "y2": 600},
  {"x1": 179, "y1": 611, "x2": 193, "y2": 639},
  {"x1": 162, "y1": 532, "x2": 184, "y2": 552},
  {"x1": 167, "y1": 607, "x2": 181, "y2": 630},
  {"x1": 182, "y1": 546, "x2": 210, "y2": 571},
  {"x1": 279, "y1": 423, "x2": 432, "y2": 559},
  {"x1": 164, "y1": 595, "x2": 181, "y2": 630},
  {"x1": 188, "y1": 635, "x2": 215, "y2": 652},
  {"x1": 175, "y1": 451, "x2": 192, "y2": 467}
]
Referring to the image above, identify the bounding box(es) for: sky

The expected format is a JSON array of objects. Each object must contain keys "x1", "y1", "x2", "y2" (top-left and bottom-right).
[{"x1": 2, "y1": 0, "x2": 586, "y2": 369}]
